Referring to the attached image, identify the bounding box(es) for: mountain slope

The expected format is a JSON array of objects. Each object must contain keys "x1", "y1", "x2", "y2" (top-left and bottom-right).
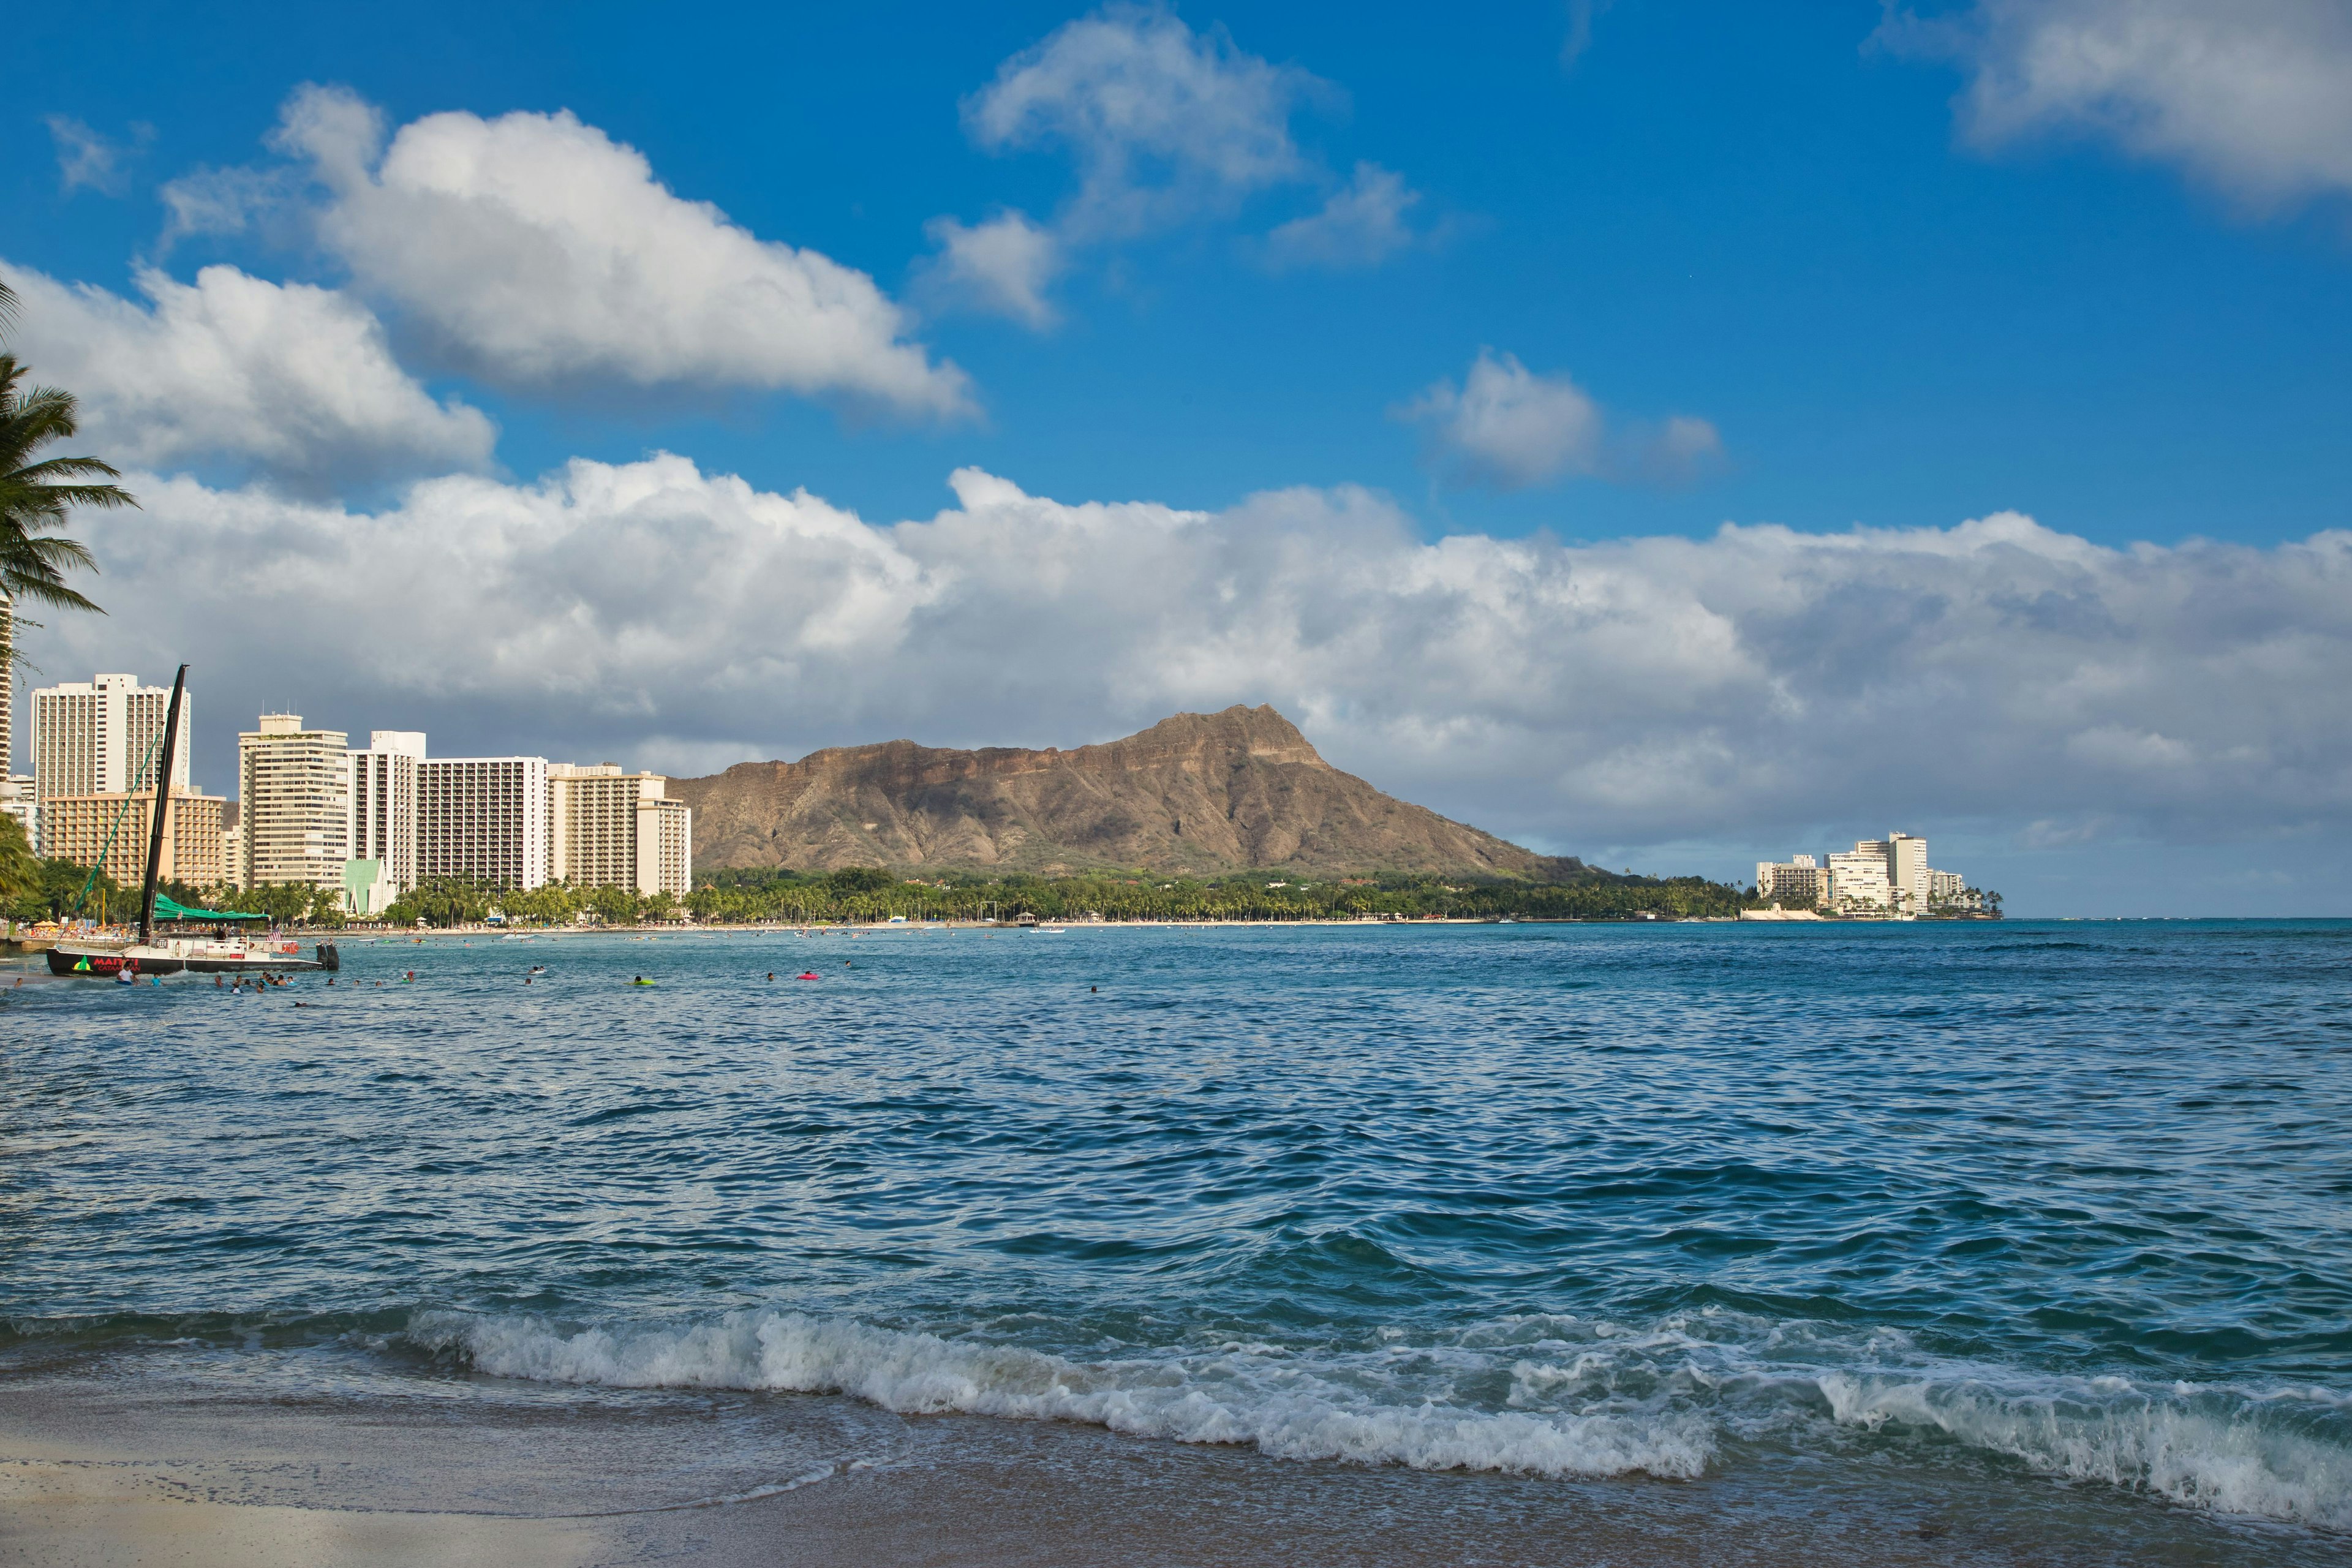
[{"x1": 669, "y1": 705, "x2": 1567, "y2": 878}]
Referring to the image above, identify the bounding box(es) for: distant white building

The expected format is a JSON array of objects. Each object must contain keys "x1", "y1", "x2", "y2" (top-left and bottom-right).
[
  {"x1": 420, "y1": 755, "x2": 549, "y2": 889},
  {"x1": 1793, "y1": 832, "x2": 1979, "y2": 914},
  {"x1": 1889, "y1": 832, "x2": 1930, "y2": 911},
  {"x1": 1755, "y1": 854, "x2": 1830, "y2": 907},
  {"x1": 238, "y1": 714, "x2": 350, "y2": 891},
  {"x1": 1, "y1": 774, "x2": 36, "y2": 854},
  {"x1": 348, "y1": 730, "x2": 424, "y2": 897},
  {"x1": 548, "y1": 763, "x2": 692, "y2": 899},
  {"x1": 32, "y1": 673, "x2": 193, "y2": 818},
  {"x1": 1828, "y1": 846, "x2": 1894, "y2": 911}
]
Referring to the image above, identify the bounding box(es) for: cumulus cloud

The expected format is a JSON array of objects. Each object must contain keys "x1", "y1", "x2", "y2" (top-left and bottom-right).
[
  {"x1": 49, "y1": 459, "x2": 2352, "y2": 865},
  {"x1": 1401, "y1": 350, "x2": 1721, "y2": 491},
  {"x1": 0, "y1": 260, "x2": 495, "y2": 494},
  {"x1": 1883, "y1": 0, "x2": 2352, "y2": 209},
  {"x1": 45, "y1": 116, "x2": 149, "y2": 196},
  {"x1": 1262, "y1": 163, "x2": 1423, "y2": 271},
  {"x1": 1404, "y1": 351, "x2": 1603, "y2": 489},
  {"x1": 169, "y1": 85, "x2": 970, "y2": 415},
  {"x1": 915, "y1": 209, "x2": 1065, "y2": 327},
  {"x1": 963, "y1": 4, "x2": 1327, "y2": 239}
]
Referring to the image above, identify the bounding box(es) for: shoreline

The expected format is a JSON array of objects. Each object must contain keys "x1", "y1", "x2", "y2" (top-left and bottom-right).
[{"x1": 7, "y1": 1357, "x2": 2302, "y2": 1568}]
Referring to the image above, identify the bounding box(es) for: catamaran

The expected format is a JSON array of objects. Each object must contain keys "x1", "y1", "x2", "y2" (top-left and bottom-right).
[{"x1": 46, "y1": 664, "x2": 341, "y2": 979}]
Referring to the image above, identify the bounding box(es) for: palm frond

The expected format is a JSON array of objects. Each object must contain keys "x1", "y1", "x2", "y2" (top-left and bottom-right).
[
  {"x1": 7, "y1": 454, "x2": 130, "y2": 485},
  {"x1": 0, "y1": 339, "x2": 125, "y2": 623}
]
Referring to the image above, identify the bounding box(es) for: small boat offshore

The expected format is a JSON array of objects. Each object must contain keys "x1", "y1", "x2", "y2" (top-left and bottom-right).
[{"x1": 43, "y1": 663, "x2": 344, "y2": 981}]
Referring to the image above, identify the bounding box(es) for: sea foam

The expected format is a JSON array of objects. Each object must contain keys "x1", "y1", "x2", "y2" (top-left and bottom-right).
[
  {"x1": 1817, "y1": 1371, "x2": 2352, "y2": 1530},
  {"x1": 407, "y1": 1306, "x2": 2352, "y2": 1528},
  {"x1": 406, "y1": 1308, "x2": 1716, "y2": 1480}
]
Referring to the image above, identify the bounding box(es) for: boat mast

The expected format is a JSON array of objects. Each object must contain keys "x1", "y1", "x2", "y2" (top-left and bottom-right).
[{"x1": 137, "y1": 664, "x2": 189, "y2": 948}]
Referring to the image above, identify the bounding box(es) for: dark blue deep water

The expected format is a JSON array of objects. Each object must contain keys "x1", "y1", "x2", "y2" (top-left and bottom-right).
[{"x1": 6, "y1": 921, "x2": 2350, "y2": 1548}]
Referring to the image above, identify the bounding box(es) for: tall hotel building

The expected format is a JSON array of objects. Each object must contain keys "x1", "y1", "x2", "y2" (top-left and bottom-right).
[
  {"x1": 238, "y1": 714, "x2": 350, "y2": 889},
  {"x1": 31, "y1": 671, "x2": 193, "y2": 814},
  {"x1": 548, "y1": 764, "x2": 693, "y2": 899},
  {"x1": 347, "y1": 731, "x2": 424, "y2": 893},
  {"x1": 420, "y1": 756, "x2": 549, "y2": 889}
]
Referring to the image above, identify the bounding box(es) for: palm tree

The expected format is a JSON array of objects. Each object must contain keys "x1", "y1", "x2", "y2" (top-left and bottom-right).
[{"x1": 0, "y1": 276, "x2": 136, "y2": 647}]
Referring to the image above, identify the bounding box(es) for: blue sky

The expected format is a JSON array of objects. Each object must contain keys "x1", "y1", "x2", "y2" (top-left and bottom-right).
[{"x1": 7, "y1": 1, "x2": 2352, "y2": 913}]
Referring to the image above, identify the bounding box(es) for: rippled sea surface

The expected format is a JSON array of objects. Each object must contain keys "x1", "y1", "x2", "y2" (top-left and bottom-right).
[{"x1": 6, "y1": 921, "x2": 2350, "y2": 1559}]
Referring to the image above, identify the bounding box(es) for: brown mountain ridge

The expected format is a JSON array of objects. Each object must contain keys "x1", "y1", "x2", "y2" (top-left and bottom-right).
[{"x1": 671, "y1": 704, "x2": 1580, "y2": 880}]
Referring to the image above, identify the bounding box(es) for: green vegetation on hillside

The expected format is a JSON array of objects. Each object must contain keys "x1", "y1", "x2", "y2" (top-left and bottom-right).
[{"x1": 685, "y1": 865, "x2": 1744, "y2": 923}]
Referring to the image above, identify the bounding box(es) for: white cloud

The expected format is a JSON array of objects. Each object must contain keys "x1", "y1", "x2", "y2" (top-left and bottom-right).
[
  {"x1": 48, "y1": 460, "x2": 2352, "y2": 864},
  {"x1": 176, "y1": 85, "x2": 971, "y2": 416},
  {"x1": 1883, "y1": 0, "x2": 2352, "y2": 208},
  {"x1": 915, "y1": 210, "x2": 1065, "y2": 328},
  {"x1": 1262, "y1": 163, "x2": 1423, "y2": 271},
  {"x1": 45, "y1": 116, "x2": 148, "y2": 196},
  {"x1": 1403, "y1": 351, "x2": 1602, "y2": 489},
  {"x1": 963, "y1": 5, "x2": 1325, "y2": 239},
  {"x1": 1403, "y1": 351, "x2": 1722, "y2": 491},
  {"x1": 0, "y1": 260, "x2": 495, "y2": 494}
]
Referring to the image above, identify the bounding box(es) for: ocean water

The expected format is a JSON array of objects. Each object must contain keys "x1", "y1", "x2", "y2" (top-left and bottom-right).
[{"x1": 4, "y1": 920, "x2": 2350, "y2": 1560}]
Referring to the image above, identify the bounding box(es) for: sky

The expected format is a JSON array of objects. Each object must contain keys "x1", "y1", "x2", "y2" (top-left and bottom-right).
[{"x1": 5, "y1": 0, "x2": 2351, "y2": 914}]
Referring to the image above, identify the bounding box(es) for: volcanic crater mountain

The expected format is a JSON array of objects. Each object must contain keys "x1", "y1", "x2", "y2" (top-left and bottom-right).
[{"x1": 672, "y1": 705, "x2": 1578, "y2": 880}]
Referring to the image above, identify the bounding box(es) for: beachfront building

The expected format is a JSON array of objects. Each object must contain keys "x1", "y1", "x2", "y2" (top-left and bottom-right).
[
  {"x1": 1827, "y1": 846, "x2": 1894, "y2": 911},
  {"x1": 221, "y1": 820, "x2": 241, "y2": 884},
  {"x1": 31, "y1": 673, "x2": 193, "y2": 824},
  {"x1": 1, "y1": 774, "x2": 36, "y2": 854},
  {"x1": 1754, "y1": 854, "x2": 1830, "y2": 908},
  {"x1": 420, "y1": 755, "x2": 549, "y2": 889},
  {"x1": 1889, "y1": 832, "x2": 1929, "y2": 911},
  {"x1": 347, "y1": 730, "x2": 424, "y2": 896},
  {"x1": 238, "y1": 714, "x2": 351, "y2": 891},
  {"x1": 1785, "y1": 833, "x2": 1982, "y2": 914},
  {"x1": 548, "y1": 763, "x2": 693, "y2": 899},
  {"x1": 40, "y1": 788, "x2": 228, "y2": 888}
]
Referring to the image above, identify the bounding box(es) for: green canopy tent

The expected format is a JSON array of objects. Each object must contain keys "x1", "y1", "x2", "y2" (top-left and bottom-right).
[{"x1": 153, "y1": 894, "x2": 266, "y2": 922}]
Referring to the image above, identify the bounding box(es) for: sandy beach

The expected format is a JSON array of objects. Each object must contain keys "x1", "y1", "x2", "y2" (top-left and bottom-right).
[{"x1": 4, "y1": 1349, "x2": 2312, "y2": 1568}]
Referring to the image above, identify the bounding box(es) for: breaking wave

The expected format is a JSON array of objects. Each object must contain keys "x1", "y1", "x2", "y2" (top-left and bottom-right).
[
  {"x1": 405, "y1": 1306, "x2": 2352, "y2": 1526},
  {"x1": 1818, "y1": 1370, "x2": 2352, "y2": 1529},
  {"x1": 406, "y1": 1308, "x2": 1716, "y2": 1480}
]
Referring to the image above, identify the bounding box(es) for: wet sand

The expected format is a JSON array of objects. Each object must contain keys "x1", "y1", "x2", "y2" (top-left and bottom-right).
[{"x1": 0, "y1": 1355, "x2": 2317, "y2": 1568}]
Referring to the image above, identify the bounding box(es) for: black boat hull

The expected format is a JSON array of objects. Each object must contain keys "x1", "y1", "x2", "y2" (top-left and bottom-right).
[
  {"x1": 46, "y1": 948, "x2": 184, "y2": 977},
  {"x1": 47, "y1": 942, "x2": 339, "y2": 977}
]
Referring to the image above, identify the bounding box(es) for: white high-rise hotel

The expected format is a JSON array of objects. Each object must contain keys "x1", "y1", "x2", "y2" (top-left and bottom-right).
[
  {"x1": 230, "y1": 725, "x2": 692, "y2": 905},
  {"x1": 1759, "y1": 832, "x2": 1976, "y2": 914},
  {"x1": 24, "y1": 671, "x2": 199, "y2": 858},
  {"x1": 550, "y1": 763, "x2": 693, "y2": 897},
  {"x1": 238, "y1": 714, "x2": 351, "y2": 890},
  {"x1": 421, "y1": 755, "x2": 551, "y2": 889},
  {"x1": 348, "y1": 731, "x2": 424, "y2": 892},
  {"x1": 18, "y1": 660, "x2": 695, "y2": 908},
  {"x1": 32, "y1": 672, "x2": 192, "y2": 802}
]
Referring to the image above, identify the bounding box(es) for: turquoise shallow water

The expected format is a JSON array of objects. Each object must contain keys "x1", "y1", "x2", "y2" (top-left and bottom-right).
[{"x1": 4, "y1": 921, "x2": 2350, "y2": 1550}]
